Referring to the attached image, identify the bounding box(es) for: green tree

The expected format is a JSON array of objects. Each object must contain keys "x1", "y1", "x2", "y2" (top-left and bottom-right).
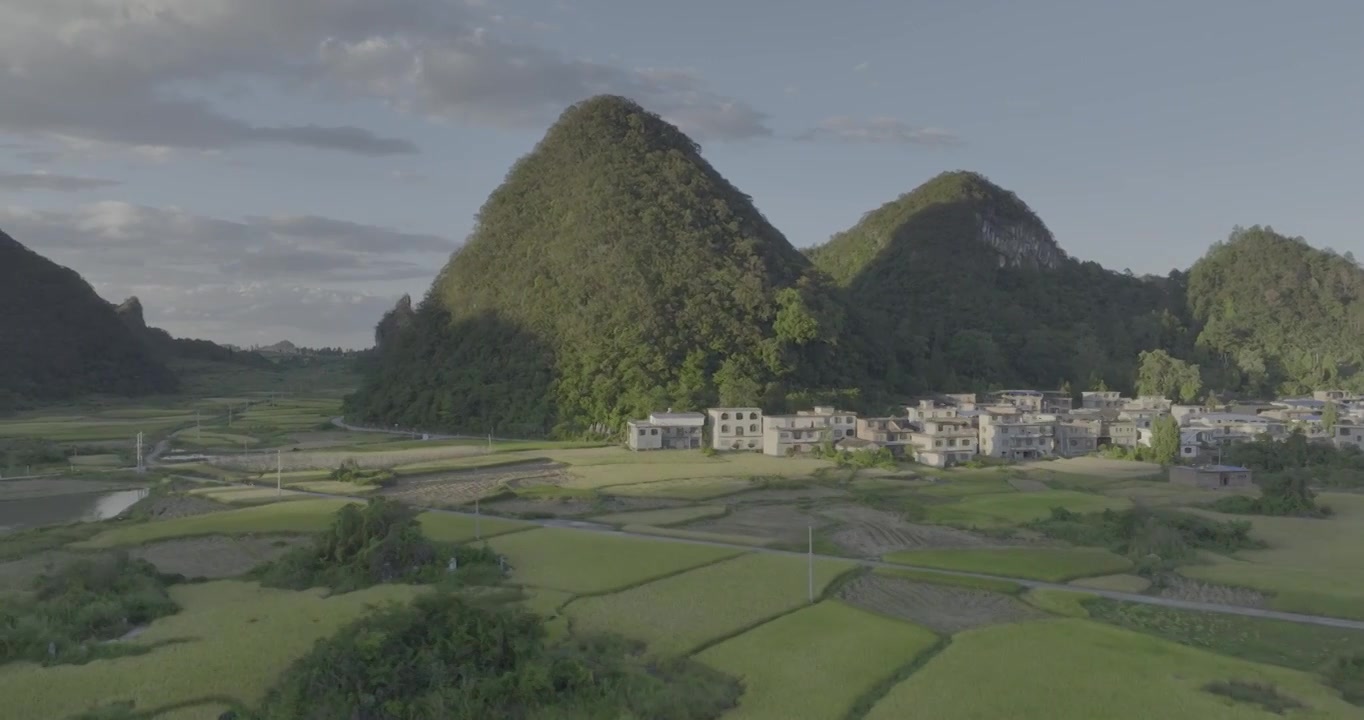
[
  {"x1": 1136, "y1": 349, "x2": 1203, "y2": 403},
  {"x1": 1323, "y1": 401, "x2": 1340, "y2": 434},
  {"x1": 1150, "y1": 415, "x2": 1181, "y2": 465}
]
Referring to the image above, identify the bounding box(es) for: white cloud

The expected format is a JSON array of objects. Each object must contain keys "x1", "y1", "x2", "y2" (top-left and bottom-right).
[
  {"x1": 0, "y1": 0, "x2": 771, "y2": 156},
  {"x1": 798, "y1": 116, "x2": 963, "y2": 146},
  {"x1": 0, "y1": 172, "x2": 120, "y2": 192},
  {"x1": 0, "y1": 201, "x2": 456, "y2": 348},
  {"x1": 853, "y1": 62, "x2": 870, "y2": 72}
]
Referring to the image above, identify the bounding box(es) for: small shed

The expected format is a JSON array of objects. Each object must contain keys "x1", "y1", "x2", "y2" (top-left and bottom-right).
[{"x1": 1169, "y1": 464, "x2": 1253, "y2": 490}]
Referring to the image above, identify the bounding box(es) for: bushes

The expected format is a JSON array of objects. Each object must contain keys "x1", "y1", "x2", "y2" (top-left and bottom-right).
[
  {"x1": 1323, "y1": 652, "x2": 1364, "y2": 706},
  {"x1": 1030, "y1": 507, "x2": 1260, "y2": 573},
  {"x1": 328, "y1": 459, "x2": 395, "y2": 487},
  {"x1": 1201, "y1": 680, "x2": 1304, "y2": 714},
  {"x1": 250, "y1": 593, "x2": 740, "y2": 720},
  {"x1": 1211, "y1": 470, "x2": 1331, "y2": 517},
  {"x1": 0, "y1": 552, "x2": 181, "y2": 666},
  {"x1": 251, "y1": 498, "x2": 499, "y2": 594}
]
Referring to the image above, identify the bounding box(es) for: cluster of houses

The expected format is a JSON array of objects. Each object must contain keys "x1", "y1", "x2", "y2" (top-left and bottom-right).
[{"x1": 625, "y1": 389, "x2": 1364, "y2": 490}]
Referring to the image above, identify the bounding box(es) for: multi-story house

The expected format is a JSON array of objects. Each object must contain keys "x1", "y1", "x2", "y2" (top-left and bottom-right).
[
  {"x1": 993, "y1": 390, "x2": 1045, "y2": 413},
  {"x1": 905, "y1": 399, "x2": 962, "y2": 422},
  {"x1": 1187, "y1": 412, "x2": 1283, "y2": 439},
  {"x1": 978, "y1": 412, "x2": 1057, "y2": 460},
  {"x1": 1124, "y1": 395, "x2": 1173, "y2": 412},
  {"x1": 799, "y1": 406, "x2": 858, "y2": 440},
  {"x1": 762, "y1": 414, "x2": 831, "y2": 456},
  {"x1": 1056, "y1": 418, "x2": 1101, "y2": 457},
  {"x1": 707, "y1": 407, "x2": 763, "y2": 452},
  {"x1": 1082, "y1": 391, "x2": 1129, "y2": 410},
  {"x1": 1042, "y1": 391, "x2": 1075, "y2": 413},
  {"x1": 1171, "y1": 404, "x2": 1212, "y2": 424},
  {"x1": 910, "y1": 417, "x2": 978, "y2": 467},
  {"x1": 855, "y1": 417, "x2": 916, "y2": 456},
  {"x1": 626, "y1": 410, "x2": 705, "y2": 451},
  {"x1": 1314, "y1": 390, "x2": 1354, "y2": 402},
  {"x1": 1332, "y1": 424, "x2": 1364, "y2": 451},
  {"x1": 1118, "y1": 407, "x2": 1166, "y2": 430},
  {"x1": 1106, "y1": 419, "x2": 1139, "y2": 448}
]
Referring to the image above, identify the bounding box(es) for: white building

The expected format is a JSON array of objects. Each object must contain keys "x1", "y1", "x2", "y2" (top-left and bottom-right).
[
  {"x1": 909, "y1": 417, "x2": 978, "y2": 467},
  {"x1": 626, "y1": 411, "x2": 705, "y2": 451},
  {"x1": 707, "y1": 407, "x2": 763, "y2": 452},
  {"x1": 978, "y1": 412, "x2": 1058, "y2": 460},
  {"x1": 1082, "y1": 391, "x2": 1129, "y2": 410},
  {"x1": 760, "y1": 406, "x2": 857, "y2": 457}
]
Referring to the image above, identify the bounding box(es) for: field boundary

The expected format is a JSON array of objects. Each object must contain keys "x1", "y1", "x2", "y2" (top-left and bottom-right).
[
  {"x1": 684, "y1": 566, "x2": 864, "y2": 657},
  {"x1": 556, "y1": 550, "x2": 751, "y2": 615},
  {"x1": 841, "y1": 635, "x2": 951, "y2": 720}
]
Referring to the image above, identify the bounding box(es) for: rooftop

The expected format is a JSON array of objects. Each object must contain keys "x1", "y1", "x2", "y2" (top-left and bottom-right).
[
  {"x1": 648, "y1": 411, "x2": 706, "y2": 426},
  {"x1": 1200, "y1": 464, "x2": 1251, "y2": 473}
]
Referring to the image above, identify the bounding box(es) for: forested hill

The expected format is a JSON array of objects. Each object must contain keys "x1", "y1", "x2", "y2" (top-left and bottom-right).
[
  {"x1": 0, "y1": 228, "x2": 178, "y2": 404},
  {"x1": 1187, "y1": 226, "x2": 1364, "y2": 396},
  {"x1": 806, "y1": 171, "x2": 1189, "y2": 394},
  {"x1": 345, "y1": 94, "x2": 858, "y2": 437},
  {"x1": 115, "y1": 296, "x2": 273, "y2": 369}
]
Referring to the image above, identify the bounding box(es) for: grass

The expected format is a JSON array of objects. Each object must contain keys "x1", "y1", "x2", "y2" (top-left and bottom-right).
[
  {"x1": 1086, "y1": 599, "x2": 1364, "y2": 672},
  {"x1": 1022, "y1": 588, "x2": 1094, "y2": 618},
  {"x1": 923, "y1": 490, "x2": 1132, "y2": 528},
  {"x1": 1178, "y1": 493, "x2": 1364, "y2": 619},
  {"x1": 590, "y1": 505, "x2": 728, "y2": 526},
  {"x1": 885, "y1": 547, "x2": 1132, "y2": 582},
  {"x1": 621, "y1": 525, "x2": 774, "y2": 546},
  {"x1": 486, "y1": 528, "x2": 742, "y2": 594},
  {"x1": 565, "y1": 553, "x2": 857, "y2": 656},
  {"x1": 602, "y1": 476, "x2": 760, "y2": 500},
  {"x1": 1203, "y1": 679, "x2": 1305, "y2": 715},
  {"x1": 864, "y1": 618, "x2": 1361, "y2": 720},
  {"x1": 70, "y1": 498, "x2": 358, "y2": 547},
  {"x1": 517, "y1": 588, "x2": 575, "y2": 617},
  {"x1": 873, "y1": 566, "x2": 1024, "y2": 594},
  {"x1": 417, "y1": 512, "x2": 529, "y2": 543},
  {"x1": 555, "y1": 449, "x2": 832, "y2": 490},
  {"x1": 694, "y1": 600, "x2": 939, "y2": 720},
  {"x1": 0, "y1": 580, "x2": 421, "y2": 720},
  {"x1": 1069, "y1": 573, "x2": 1152, "y2": 593}
]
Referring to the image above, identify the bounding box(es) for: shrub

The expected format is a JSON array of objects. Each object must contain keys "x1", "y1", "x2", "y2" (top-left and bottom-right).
[
  {"x1": 1323, "y1": 652, "x2": 1364, "y2": 706},
  {"x1": 250, "y1": 498, "x2": 499, "y2": 594},
  {"x1": 1211, "y1": 470, "x2": 1332, "y2": 518},
  {"x1": 1030, "y1": 507, "x2": 1260, "y2": 573},
  {"x1": 327, "y1": 458, "x2": 395, "y2": 487},
  {"x1": 250, "y1": 593, "x2": 740, "y2": 720},
  {"x1": 0, "y1": 552, "x2": 182, "y2": 666},
  {"x1": 1202, "y1": 680, "x2": 1304, "y2": 714}
]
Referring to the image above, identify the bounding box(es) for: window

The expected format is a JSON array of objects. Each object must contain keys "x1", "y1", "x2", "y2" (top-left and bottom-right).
[
  {"x1": 934, "y1": 440, "x2": 943, "y2": 447},
  {"x1": 747, "y1": 441, "x2": 756, "y2": 449},
  {"x1": 721, "y1": 412, "x2": 729, "y2": 420},
  {"x1": 736, "y1": 427, "x2": 744, "y2": 436},
  {"x1": 749, "y1": 412, "x2": 758, "y2": 420},
  {"x1": 750, "y1": 424, "x2": 758, "y2": 432},
  {"x1": 650, "y1": 429, "x2": 658, "y2": 436},
  {"x1": 720, "y1": 424, "x2": 729, "y2": 433},
  {"x1": 638, "y1": 429, "x2": 646, "y2": 436}
]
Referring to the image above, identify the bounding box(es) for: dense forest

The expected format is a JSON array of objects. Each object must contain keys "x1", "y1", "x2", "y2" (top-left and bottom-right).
[
  {"x1": 348, "y1": 95, "x2": 1364, "y2": 438},
  {"x1": 0, "y1": 229, "x2": 178, "y2": 406}
]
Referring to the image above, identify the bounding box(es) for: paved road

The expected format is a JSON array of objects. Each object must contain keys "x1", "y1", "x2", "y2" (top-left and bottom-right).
[
  {"x1": 168, "y1": 472, "x2": 1364, "y2": 632},
  {"x1": 329, "y1": 417, "x2": 532, "y2": 443}
]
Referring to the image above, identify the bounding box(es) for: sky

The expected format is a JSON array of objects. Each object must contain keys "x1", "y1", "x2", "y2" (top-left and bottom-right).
[{"x1": 2, "y1": 0, "x2": 1362, "y2": 350}]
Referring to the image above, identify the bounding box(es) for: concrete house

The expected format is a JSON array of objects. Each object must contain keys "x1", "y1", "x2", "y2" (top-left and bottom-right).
[
  {"x1": 905, "y1": 399, "x2": 963, "y2": 422},
  {"x1": 1333, "y1": 424, "x2": 1364, "y2": 451},
  {"x1": 1082, "y1": 391, "x2": 1129, "y2": 410},
  {"x1": 1057, "y1": 418, "x2": 1101, "y2": 457},
  {"x1": 978, "y1": 412, "x2": 1057, "y2": 460},
  {"x1": 910, "y1": 417, "x2": 978, "y2": 467},
  {"x1": 799, "y1": 406, "x2": 859, "y2": 441},
  {"x1": 1169, "y1": 464, "x2": 1253, "y2": 490},
  {"x1": 626, "y1": 410, "x2": 704, "y2": 451},
  {"x1": 762, "y1": 414, "x2": 830, "y2": 456},
  {"x1": 1041, "y1": 391, "x2": 1075, "y2": 413},
  {"x1": 855, "y1": 417, "x2": 916, "y2": 456},
  {"x1": 1105, "y1": 419, "x2": 1139, "y2": 448},
  {"x1": 993, "y1": 390, "x2": 1045, "y2": 413},
  {"x1": 707, "y1": 407, "x2": 763, "y2": 452}
]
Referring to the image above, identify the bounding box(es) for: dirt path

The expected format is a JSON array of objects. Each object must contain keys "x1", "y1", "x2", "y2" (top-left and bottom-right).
[{"x1": 838, "y1": 574, "x2": 1048, "y2": 633}]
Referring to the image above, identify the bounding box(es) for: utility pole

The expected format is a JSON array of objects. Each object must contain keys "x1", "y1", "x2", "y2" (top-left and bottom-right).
[
  {"x1": 276, "y1": 449, "x2": 282, "y2": 497},
  {"x1": 475, "y1": 498, "x2": 481, "y2": 540},
  {"x1": 196, "y1": 407, "x2": 202, "y2": 441},
  {"x1": 135, "y1": 432, "x2": 144, "y2": 474},
  {"x1": 807, "y1": 526, "x2": 814, "y2": 604},
  {"x1": 487, "y1": 432, "x2": 493, "y2": 453},
  {"x1": 228, "y1": 404, "x2": 233, "y2": 428}
]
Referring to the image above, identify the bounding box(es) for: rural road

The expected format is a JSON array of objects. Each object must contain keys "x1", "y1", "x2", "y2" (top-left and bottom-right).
[{"x1": 165, "y1": 466, "x2": 1364, "y2": 633}]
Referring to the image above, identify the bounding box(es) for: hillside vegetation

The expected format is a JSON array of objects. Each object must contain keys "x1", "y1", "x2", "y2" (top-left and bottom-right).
[
  {"x1": 0, "y1": 229, "x2": 178, "y2": 406},
  {"x1": 347, "y1": 95, "x2": 857, "y2": 437}
]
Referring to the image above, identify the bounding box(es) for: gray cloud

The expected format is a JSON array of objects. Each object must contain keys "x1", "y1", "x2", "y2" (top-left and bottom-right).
[
  {"x1": 0, "y1": 201, "x2": 455, "y2": 348},
  {"x1": 798, "y1": 116, "x2": 963, "y2": 146},
  {"x1": 0, "y1": 172, "x2": 121, "y2": 192},
  {"x1": 0, "y1": 0, "x2": 770, "y2": 156}
]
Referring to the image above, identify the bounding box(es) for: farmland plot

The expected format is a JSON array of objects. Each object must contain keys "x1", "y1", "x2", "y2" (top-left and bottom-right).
[
  {"x1": 837, "y1": 574, "x2": 1046, "y2": 633},
  {"x1": 817, "y1": 505, "x2": 1034, "y2": 557},
  {"x1": 695, "y1": 601, "x2": 939, "y2": 720},
  {"x1": 684, "y1": 504, "x2": 828, "y2": 545},
  {"x1": 565, "y1": 553, "x2": 857, "y2": 656},
  {"x1": 378, "y1": 460, "x2": 569, "y2": 507},
  {"x1": 487, "y1": 528, "x2": 741, "y2": 593},
  {"x1": 212, "y1": 444, "x2": 488, "y2": 472}
]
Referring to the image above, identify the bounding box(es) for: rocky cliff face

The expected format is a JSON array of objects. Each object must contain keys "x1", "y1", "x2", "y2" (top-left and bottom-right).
[
  {"x1": 977, "y1": 207, "x2": 1066, "y2": 270},
  {"x1": 115, "y1": 296, "x2": 148, "y2": 331}
]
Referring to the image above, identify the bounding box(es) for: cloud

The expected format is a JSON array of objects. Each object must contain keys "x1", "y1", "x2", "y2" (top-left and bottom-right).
[
  {"x1": 0, "y1": 0, "x2": 770, "y2": 156},
  {"x1": 0, "y1": 201, "x2": 456, "y2": 348},
  {"x1": 0, "y1": 172, "x2": 120, "y2": 192},
  {"x1": 853, "y1": 62, "x2": 870, "y2": 72},
  {"x1": 798, "y1": 116, "x2": 963, "y2": 146}
]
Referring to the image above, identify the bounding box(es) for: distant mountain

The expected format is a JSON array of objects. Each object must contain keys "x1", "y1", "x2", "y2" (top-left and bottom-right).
[
  {"x1": 0, "y1": 228, "x2": 178, "y2": 403},
  {"x1": 1186, "y1": 225, "x2": 1364, "y2": 396},
  {"x1": 347, "y1": 95, "x2": 854, "y2": 437},
  {"x1": 255, "y1": 340, "x2": 299, "y2": 356},
  {"x1": 806, "y1": 171, "x2": 1186, "y2": 393},
  {"x1": 114, "y1": 296, "x2": 273, "y2": 369}
]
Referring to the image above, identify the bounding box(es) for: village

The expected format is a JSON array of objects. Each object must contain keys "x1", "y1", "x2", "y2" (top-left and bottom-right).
[{"x1": 626, "y1": 389, "x2": 1364, "y2": 490}]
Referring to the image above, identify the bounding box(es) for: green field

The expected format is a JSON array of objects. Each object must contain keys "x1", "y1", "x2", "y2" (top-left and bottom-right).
[
  {"x1": 1179, "y1": 493, "x2": 1364, "y2": 619},
  {"x1": 695, "y1": 601, "x2": 940, "y2": 720},
  {"x1": 1022, "y1": 588, "x2": 1095, "y2": 618},
  {"x1": 886, "y1": 547, "x2": 1133, "y2": 582},
  {"x1": 566, "y1": 553, "x2": 857, "y2": 656},
  {"x1": 487, "y1": 528, "x2": 742, "y2": 593},
  {"x1": 0, "y1": 581, "x2": 421, "y2": 720},
  {"x1": 590, "y1": 505, "x2": 729, "y2": 526},
  {"x1": 924, "y1": 489, "x2": 1132, "y2": 528},
  {"x1": 864, "y1": 619, "x2": 1362, "y2": 720}
]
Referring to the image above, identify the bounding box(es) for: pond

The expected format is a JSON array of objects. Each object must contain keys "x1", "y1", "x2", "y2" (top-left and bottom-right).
[{"x1": 0, "y1": 487, "x2": 149, "y2": 534}]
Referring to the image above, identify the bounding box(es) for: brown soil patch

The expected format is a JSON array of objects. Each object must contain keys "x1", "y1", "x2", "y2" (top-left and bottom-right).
[
  {"x1": 1158, "y1": 575, "x2": 1269, "y2": 608},
  {"x1": 818, "y1": 505, "x2": 1038, "y2": 557},
  {"x1": 686, "y1": 504, "x2": 827, "y2": 545},
  {"x1": 381, "y1": 460, "x2": 569, "y2": 507},
  {"x1": 839, "y1": 574, "x2": 1047, "y2": 634},
  {"x1": 1007, "y1": 476, "x2": 1049, "y2": 492},
  {"x1": 121, "y1": 494, "x2": 227, "y2": 520},
  {"x1": 130, "y1": 535, "x2": 312, "y2": 579}
]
